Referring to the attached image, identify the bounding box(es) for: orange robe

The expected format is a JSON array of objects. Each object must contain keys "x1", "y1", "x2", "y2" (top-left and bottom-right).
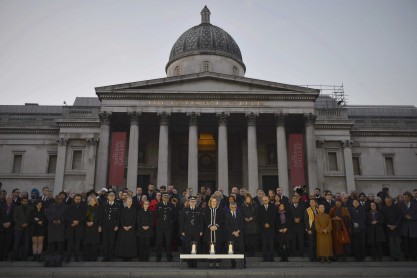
[{"x1": 315, "y1": 212, "x2": 333, "y2": 257}]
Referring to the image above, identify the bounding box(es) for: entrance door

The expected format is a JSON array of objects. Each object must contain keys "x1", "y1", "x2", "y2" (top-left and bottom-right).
[
  {"x1": 262, "y1": 175, "x2": 278, "y2": 194},
  {"x1": 137, "y1": 175, "x2": 151, "y2": 192}
]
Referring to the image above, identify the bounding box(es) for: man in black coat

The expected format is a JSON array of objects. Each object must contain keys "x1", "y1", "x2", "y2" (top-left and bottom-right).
[
  {"x1": 323, "y1": 190, "x2": 335, "y2": 214},
  {"x1": 381, "y1": 197, "x2": 402, "y2": 261},
  {"x1": 225, "y1": 202, "x2": 245, "y2": 268},
  {"x1": 257, "y1": 196, "x2": 276, "y2": 262},
  {"x1": 64, "y1": 194, "x2": 86, "y2": 262},
  {"x1": 289, "y1": 194, "x2": 305, "y2": 257},
  {"x1": 12, "y1": 197, "x2": 32, "y2": 261},
  {"x1": 155, "y1": 193, "x2": 176, "y2": 262},
  {"x1": 46, "y1": 195, "x2": 67, "y2": 258},
  {"x1": 145, "y1": 184, "x2": 156, "y2": 201},
  {"x1": 398, "y1": 191, "x2": 417, "y2": 261},
  {"x1": 276, "y1": 187, "x2": 290, "y2": 206},
  {"x1": 179, "y1": 196, "x2": 203, "y2": 268},
  {"x1": 98, "y1": 190, "x2": 121, "y2": 262},
  {"x1": 132, "y1": 187, "x2": 143, "y2": 210},
  {"x1": 0, "y1": 194, "x2": 14, "y2": 261}
]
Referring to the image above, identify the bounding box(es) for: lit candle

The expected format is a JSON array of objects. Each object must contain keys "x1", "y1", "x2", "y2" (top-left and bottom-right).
[
  {"x1": 191, "y1": 242, "x2": 196, "y2": 254},
  {"x1": 228, "y1": 243, "x2": 233, "y2": 254},
  {"x1": 210, "y1": 243, "x2": 215, "y2": 254}
]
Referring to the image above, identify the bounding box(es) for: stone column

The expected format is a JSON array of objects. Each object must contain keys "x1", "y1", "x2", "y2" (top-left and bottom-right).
[
  {"x1": 157, "y1": 112, "x2": 170, "y2": 188},
  {"x1": 187, "y1": 112, "x2": 200, "y2": 194},
  {"x1": 275, "y1": 113, "x2": 289, "y2": 196},
  {"x1": 53, "y1": 137, "x2": 68, "y2": 196},
  {"x1": 126, "y1": 112, "x2": 140, "y2": 192},
  {"x1": 96, "y1": 112, "x2": 111, "y2": 191},
  {"x1": 342, "y1": 140, "x2": 356, "y2": 193},
  {"x1": 316, "y1": 140, "x2": 325, "y2": 191},
  {"x1": 246, "y1": 112, "x2": 259, "y2": 195},
  {"x1": 85, "y1": 137, "x2": 99, "y2": 189},
  {"x1": 217, "y1": 112, "x2": 229, "y2": 194},
  {"x1": 304, "y1": 113, "x2": 318, "y2": 193}
]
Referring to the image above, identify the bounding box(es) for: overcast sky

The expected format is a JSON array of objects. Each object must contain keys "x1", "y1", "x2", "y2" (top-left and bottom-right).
[{"x1": 1, "y1": 0, "x2": 416, "y2": 106}]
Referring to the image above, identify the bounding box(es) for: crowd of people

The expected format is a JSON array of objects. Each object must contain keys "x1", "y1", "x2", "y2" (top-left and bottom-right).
[{"x1": 1, "y1": 181, "x2": 417, "y2": 268}]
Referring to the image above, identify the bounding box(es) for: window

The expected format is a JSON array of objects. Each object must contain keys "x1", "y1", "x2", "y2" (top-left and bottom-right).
[
  {"x1": 47, "y1": 155, "x2": 57, "y2": 174},
  {"x1": 385, "y1": 156, "x2": 395, "y2": 176},
  {"x1": 72, "y1": 150, "x2": 83, "y2": 170},
  {"x1": 327, "y1": 152, "x2": 338, "y2": 171},
  {"x1": 174, "y1": 66, "x2": 181, "y2": 76},
  {"x1": 202, "y1": 61, "x2": 210, "y2": 72},
  {"x1": 232, "y1": 66, "x2": 238, "y2": 76},
  {"x1": 12, "y1": 155, "x2": 22, "y2": 173},
  {"x1": 352, "y1": 156, "x2": 361, "y2": 175}
]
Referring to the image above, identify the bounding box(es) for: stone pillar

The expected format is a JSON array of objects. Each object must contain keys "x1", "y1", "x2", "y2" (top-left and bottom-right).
[
  {"x1": 275, "y1": 113, "x2": 289, "y2": 196},
  {"x1": 96, "y1": 112, "x2": 111, "y2": 190},
  {"x1": 246, "y1": 112, "x2": 259, "y2": 195},
  {"x1": 304, "y1": 113, "x2": 318, "y2": 193},
  {"x1": 126, "y1": 112, "x2": 140, "y2": 192},
  {"x1": 54, "y1": 137, "x2": 68, "y2": 196},
  {"x1": 157, "y1": 112, "x2": 170, "y2": 188},
  {"x1": 217, "y1": 112, "x2": 229, "y2": 194},
  {"x1": 86, "y1": 137, "x2": 99, "y2": 189},
  {"x1": 342, "y1": 140, "x2": 356, "y2": 193},
  {"x1": 187, "y1": 112, "x2": 200, "y2": 194},
  {"x1": 316, "y1": 140, "x2": 325, "y2": 191}
]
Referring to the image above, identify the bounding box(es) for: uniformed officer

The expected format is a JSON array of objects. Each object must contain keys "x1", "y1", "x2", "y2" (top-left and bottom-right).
[
  {"x1": 155, "y1": 193, "x2": 176, "y2": 262},
  {"x1": 98, "y1": 189, "x2": 121, "y2": 262},
  {"x1": 180, "y1": 196, "x2": 203, "y2": 268}
]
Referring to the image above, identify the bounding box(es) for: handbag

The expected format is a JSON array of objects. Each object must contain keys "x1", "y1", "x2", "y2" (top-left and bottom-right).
[{"x1": 338, "y1": 220, "x2": 351, "y2": 245}]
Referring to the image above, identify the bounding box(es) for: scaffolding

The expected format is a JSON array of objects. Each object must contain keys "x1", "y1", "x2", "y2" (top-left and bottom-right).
[{"x1": 301, "y1": 84, "x2": 347, "y2": 109}]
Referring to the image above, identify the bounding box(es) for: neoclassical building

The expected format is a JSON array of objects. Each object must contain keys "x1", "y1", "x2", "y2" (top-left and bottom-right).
[{"x1": 1, "y1": 7, "x2": 416, "y2": 197}]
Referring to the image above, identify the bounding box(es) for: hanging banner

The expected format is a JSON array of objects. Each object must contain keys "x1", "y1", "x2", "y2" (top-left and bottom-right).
[
  {"x1": 289, "y1": 134, "x2": 305, "y2": 187},
  {"x1": 108, "y1": 132, "x2": 126, "y2": 187}
]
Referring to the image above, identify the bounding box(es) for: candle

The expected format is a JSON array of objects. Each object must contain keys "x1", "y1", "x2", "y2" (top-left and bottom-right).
[
  {"x1": 228, "y1": 243, "x2": 233, "y2": 254},
  {"x1": 191, "y1": 242, "x2": 196, "y2": 254},
  {"x1": 210, "y1": 243, "x2": 215, "y2": 254}
]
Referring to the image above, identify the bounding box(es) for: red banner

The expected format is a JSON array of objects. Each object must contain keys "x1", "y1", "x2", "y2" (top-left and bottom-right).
[
  {"x1": 289, "y1": 134, "x2": 305, "y2": 188},
  {"x1": 108, "y1": 132, "x2": 126, "y2": 187}
]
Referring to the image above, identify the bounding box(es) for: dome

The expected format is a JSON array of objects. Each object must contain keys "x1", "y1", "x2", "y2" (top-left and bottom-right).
[{"x1": 166, "y1": 6, "x2": 245, "y2": 73}]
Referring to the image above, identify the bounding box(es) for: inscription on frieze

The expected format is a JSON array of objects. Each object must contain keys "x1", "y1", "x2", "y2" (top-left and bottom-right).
[{"x1": 148, "y1": 100, "x2": 263, "y2": 107}]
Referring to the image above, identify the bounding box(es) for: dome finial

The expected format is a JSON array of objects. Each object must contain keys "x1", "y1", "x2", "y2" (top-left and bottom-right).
[{"x1": 201, "y1": 5, "x2": 211, "y2": 24}]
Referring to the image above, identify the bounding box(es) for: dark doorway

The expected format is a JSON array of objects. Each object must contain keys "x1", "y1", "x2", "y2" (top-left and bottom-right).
[
  {"x1": 199, "y1": 181, "x2": 216, "y2": 195},
  {"x1": 262, "y1": 175, "x2": 278, "y2": 194},
  {"x1": 137, "y1": 175, "x2": 151, "y2": 191}
]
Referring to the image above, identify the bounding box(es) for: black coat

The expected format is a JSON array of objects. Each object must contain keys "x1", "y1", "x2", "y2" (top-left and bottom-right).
[
  {"x1": 241, "y1": 203, "x2": 259, "y2": 235},
  {"x1": 324, "y1": 200, "x2": 335, "y2": 214},
  {"x1": 0, "y1": 203, "x2": 15, "y2": 231},
  {"x1": 179, "y1": 207, "x2": 203, "y2": 238},
  {"x1": 136, "y1": 209, "x2": 154, "y2": 237},
  {"x1": 65, "y1": 202, "x2": 87, "y2": 240},
  {"x1": 349, "y1": 206, "x2": 367, "y2": 232},
  {"x1": 155, "y1": 202, "x2": 176, "y2": 230},
  {"x1": 381, "y1": 204, "x2": 402, "y2": 237},
  {"x1": 398, "y1": 200, "x2": 417, "y2": 238},
  {"x1": 98, "y1": 202, "x2": 121, "y2": 229},
  {"x1": 31, "y1": 208, "x2": 47, "y2": 236},
  {"x1": 224, "y1": 210, "x2": 244, "y2": 242},
  {"x1": 276, "y1": 211, "x2": 293, "y2": 242},
  {"x1": 115, "y1": 207, "x2": 137, "y2": 258},
  {"x1": 84, "y1": 205, "x2": 100, "y2": 245},
  {"x1": 366, "y1": 210, "x2": 386, "y2": 244},
  {"x1": 47, "y1": 203, "x2": 67, "y2": 242},
  {"x1": 13, "y1": 205, "x2": 32, "y2": 231},
  {"x1": 257, "y1": 204, "x2": 276, "y2": 240},
  {"x1": 289, "y1": 203, "x2": 305, "y2": 233},
  {"x1": 204, "y1": 206, "x2": 225, "y2": 243}
]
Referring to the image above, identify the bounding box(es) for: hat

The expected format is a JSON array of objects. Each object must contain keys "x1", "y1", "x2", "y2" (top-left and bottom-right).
[
  {"x1": 107, "y1": 189, "x2": 116, "y2": 195},
  {"x1": 100, "y1": 188, "x2": 108, "y2": 192},
  {"x1": 189, "y1": 196, "x2": 197, "y2": 201},
  {"x1": 162, "y1": 193, "x2": 170, "y2": 198}
]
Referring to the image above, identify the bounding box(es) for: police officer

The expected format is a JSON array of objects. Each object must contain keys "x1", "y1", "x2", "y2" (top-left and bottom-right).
[
  {"x1": 179, "y1": 196, "x2": 203, "y2": 268},
  {"x1": 155, "y1": 193, "x2": 176, "y2": 262},
  {"x1": 98, "y1": 189, "x2": 121, "y2": 262}
]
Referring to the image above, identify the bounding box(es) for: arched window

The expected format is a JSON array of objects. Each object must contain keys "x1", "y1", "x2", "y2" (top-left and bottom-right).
[
  {"x1": 202, "y1": 61, "x2": 210, "y2": 72},
  {"x1": 175, "y1": 66, "x2": 181, "y2": 76},
  {"x1": 232, "y1": 66, "x2": 238, "y2": 76}
]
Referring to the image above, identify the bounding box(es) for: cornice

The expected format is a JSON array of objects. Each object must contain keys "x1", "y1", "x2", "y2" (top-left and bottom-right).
[
  {"x1": 315, "y1": 123, "x2": 354, "y2": 130},
  {"x1": 56, "y1": 121, "x2": 100, "y2": 128},
  {"x1": 351, "y1": 130, "x2": 417, "y2": 137},
  {"x1": 0, "y1": 128, "x2": 59, "y2": 134}
]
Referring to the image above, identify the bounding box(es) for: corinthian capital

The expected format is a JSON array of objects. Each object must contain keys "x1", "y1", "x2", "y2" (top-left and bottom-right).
[
  {"x1": 304, "y1": 113, "x2": 317, "y2": 126},
  {"x1": 128, "y1": 112, "x2": 141, "y2": 125},
  {"x1": 217, "y1": 112, "x2": 230, "y2": 125},
  {"x1": 157, "y1": 112, "x2": 170, "y2": 125},
  {"x1": 98, "y1": 111, "x2": 111, "y2": 125},
  {"x1": 342, "y1": 140, "x2": 353, "y2": 148},
  {"x1": 56, "y1": 137, "x2": 68, "y2": 146},
  {"x1": 246, "y1": 112, "x2": 258, "y2": 126},
  {"x1": 187, "y1": 112, "x2": 200, "y2": 126}
]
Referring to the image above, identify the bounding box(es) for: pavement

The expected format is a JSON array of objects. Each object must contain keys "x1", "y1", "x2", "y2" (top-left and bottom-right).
[{"x1": 0, "y1": 257, "x2": 416, "y2": 278}]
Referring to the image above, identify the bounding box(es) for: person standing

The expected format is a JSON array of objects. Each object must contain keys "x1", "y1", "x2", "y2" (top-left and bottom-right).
[
  {"x1": 179, "y1": 196, "x2": 203, "y2": 268},
  {"x1": 31, "y1": 200, "x2": 46, "y2": 262},
  {"x1": 115, "y1": 197, "x2": 137, "y2": 261},
  {"x1": 46, "y1": 195, "x2": 67, "y2": 261},
  {"x1": 225, "y1": 202, "x2": 245, "y2": 268},
  {"x1": 329, "y1": 199, "x2": 351, "y2": 261},
  {"x1": 98, "y1": 190, "x2": 121, "y2": 262},
  {"x1": 304, "y1": 198, "x2": 318, "y2": 262},
  {"x1": 381, "y1": 197, "x2": 402, "y2": 261},
  {"x1": 257, "y1": 196, "x2": 276, "y2": 262},
  {"x1": 349, "y1": 199, "x2": 366, "y2": 262},
  {"x1": 12, "y1": 197, "x2": 32, "y2": 261},
  {"x1": 136, "y1": 200, "x2": 154, "y2": 261},
  {"x1": 0, "y1": 194, "x2": 15, "y2": 261},
  {"x1": 289, "y1": 194, "x2": 305, "y2": 257},
  {"x1": 241, "y1": 193, "x2": 258, "y2": 257},
  {"x1": 205, "y1": 196, "x2": 224, "y2": 268},
  {"x1": 83, "y1": 196, "x2": 100, "y2": 261},
  {"x1": 366, "y1": 202, "x2": 386, "y2": 261},
  {"x1": 155, "y1": 193, "x2": 175, "y2": 262},
  {"x1": 277, "y1": 203, "x2": 292, "y2": 262},
  {"x1": 64, "y1": 194, "x2": 86, "y2": 262},
  {"x1": 315, "y1": 204, "x2": 333, "y2": 263},
  {"x1": 398, "y1": 191, "x2": 417, "y2": 261}
]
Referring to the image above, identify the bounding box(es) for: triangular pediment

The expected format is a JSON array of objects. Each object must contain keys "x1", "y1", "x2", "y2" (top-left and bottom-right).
[{"x1": 95, "y1": 72, "x2": 319, "y2": 95}]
